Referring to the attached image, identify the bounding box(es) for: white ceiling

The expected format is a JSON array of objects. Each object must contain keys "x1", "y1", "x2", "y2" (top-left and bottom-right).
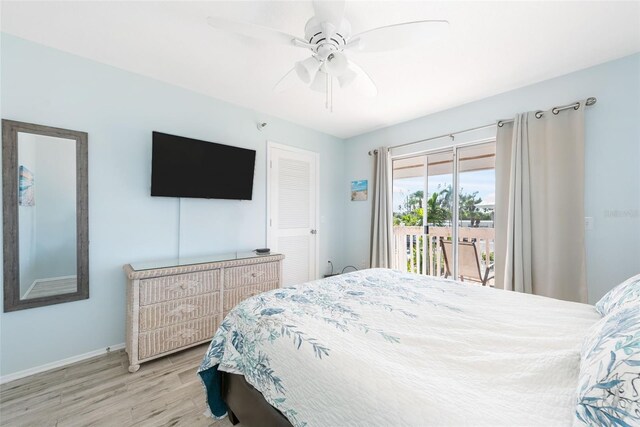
[{"x1": 2, "y1": 1, "x2": 639, "y2": 138}]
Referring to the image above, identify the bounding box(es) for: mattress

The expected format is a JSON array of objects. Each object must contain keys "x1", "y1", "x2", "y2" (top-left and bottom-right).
[{"x1": 199, "y1": 268, "x2": 600, "y2": 426}]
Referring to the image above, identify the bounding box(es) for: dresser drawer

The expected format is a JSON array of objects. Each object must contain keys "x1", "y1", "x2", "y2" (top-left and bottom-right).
[
  {"x1": 139, "y1": 270, "x2": 219, "y2": 305},
  {"x1": 138, "y1": 315, "x2": 220, "y2": 360},
  {"x1": 139, "y1": 293, "x2": 220, "y2": 332},
  {"x1": 223, "y1": 280, "x2": 280, "y2": 312},
  {"x1": 224, "y1": 262, "x2": 279, "y2": 289}
]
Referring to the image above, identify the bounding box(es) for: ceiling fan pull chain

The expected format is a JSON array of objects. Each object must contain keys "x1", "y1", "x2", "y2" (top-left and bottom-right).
[
  {"x1": 325, "y1": 72, "x2": 329, "y2": 110},
  {"x1": 330, "y1": 76, "x2": 334, "y2": 113}
]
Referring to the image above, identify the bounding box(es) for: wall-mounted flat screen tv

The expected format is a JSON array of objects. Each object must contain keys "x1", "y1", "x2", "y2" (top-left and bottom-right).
[{"x1": 151, "y1": 131, "x2": 256, "y2": 200}]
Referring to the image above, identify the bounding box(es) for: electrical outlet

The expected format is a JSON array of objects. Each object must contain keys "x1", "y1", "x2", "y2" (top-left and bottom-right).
[{"x1": 585, "y1": 217, "x2": 594, "y2": 230}]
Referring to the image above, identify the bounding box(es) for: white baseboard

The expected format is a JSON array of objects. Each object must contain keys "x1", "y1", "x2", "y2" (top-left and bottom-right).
[{"x1": 0, "y1": 343, "x2": 126, "y2": 384}]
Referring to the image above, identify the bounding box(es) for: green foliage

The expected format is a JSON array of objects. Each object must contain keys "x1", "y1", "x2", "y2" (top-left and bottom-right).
[
  {"x1": 458, "y1": 189, "x2": 492, "y2": 222},
  {"x1": 426, "y1": 191, "x2": 449, "y2": 226},
  {"x1": 394, "y1": 185, "x2": 492, "y2": 226}
]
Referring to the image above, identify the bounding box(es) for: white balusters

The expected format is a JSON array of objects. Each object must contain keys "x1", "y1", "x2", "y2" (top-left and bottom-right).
[{"x1": 393, "y1": 226, "x2": 494, "y2": 279}]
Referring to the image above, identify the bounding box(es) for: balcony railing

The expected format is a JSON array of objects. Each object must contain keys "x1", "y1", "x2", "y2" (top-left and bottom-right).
[{"x1": 393, "y1": 225, "x2": 495, "y2": 281}]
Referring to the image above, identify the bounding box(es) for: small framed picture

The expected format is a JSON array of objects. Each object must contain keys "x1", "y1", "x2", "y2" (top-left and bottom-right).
[
  {"x1": 19, "y1": 165, "x2": 35, "y2": 206},
  {"x1": 351, "y1": 180, "x2": 368, "y2": 201}
]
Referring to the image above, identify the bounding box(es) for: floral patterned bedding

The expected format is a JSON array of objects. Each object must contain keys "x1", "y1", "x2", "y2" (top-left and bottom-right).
[
  {"x1": 198, "y1": 268, "x2": 600, "y2": 426},
  {"x1": 575, "y1": 305, "x2": 640, "y2": 425}
]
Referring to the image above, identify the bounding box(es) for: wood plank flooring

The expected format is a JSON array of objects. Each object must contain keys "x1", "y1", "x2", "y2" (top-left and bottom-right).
[
  {"x1": 23, "y1": 277, "x2": 77, "y2": 300},
  {"x1": 0, "y1": 344, "x2": 234, "y2": 427}
]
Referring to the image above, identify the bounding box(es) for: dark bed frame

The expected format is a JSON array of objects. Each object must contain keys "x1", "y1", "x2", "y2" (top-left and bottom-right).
[{"x1": 221, "y1": 371, "x2": 293, "y2": 427}]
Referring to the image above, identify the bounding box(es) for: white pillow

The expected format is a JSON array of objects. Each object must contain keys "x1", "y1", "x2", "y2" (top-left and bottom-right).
[{"x1": 595, "y1": 273, "x2": 640, "y2": 316}]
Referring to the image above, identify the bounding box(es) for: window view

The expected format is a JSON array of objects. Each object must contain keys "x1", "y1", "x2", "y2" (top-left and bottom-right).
[
  {"x1": 456, "y1": 143, "x2": 495, "y2": 286},
  {"x1": 392, "y1": 142, "x2": 495, "y2": 284}
]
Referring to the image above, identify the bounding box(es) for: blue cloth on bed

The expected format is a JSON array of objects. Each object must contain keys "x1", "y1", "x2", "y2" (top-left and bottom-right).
[{"x1": 198, "y1": 365, "x2": 227, "y2": 418}]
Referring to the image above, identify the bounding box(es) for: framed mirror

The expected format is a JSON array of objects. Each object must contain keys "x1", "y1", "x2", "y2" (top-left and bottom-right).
[{"x1": 2, "y1": 120, "x2": 88, "y2": 312}]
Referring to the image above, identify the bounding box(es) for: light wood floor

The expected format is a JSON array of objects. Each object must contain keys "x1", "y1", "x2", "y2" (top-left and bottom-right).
[
  {"x1": 0, "y1": 344, "x2": 234, "y2": 427},
  {"x1": 23, "y1": 277, "x2": 77, "y2": 300}
]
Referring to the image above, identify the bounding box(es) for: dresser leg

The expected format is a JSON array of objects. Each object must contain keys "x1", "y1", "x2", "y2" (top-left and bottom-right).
[{"x1": 128, "y1": 364, "x2": 140, "y2": 373}]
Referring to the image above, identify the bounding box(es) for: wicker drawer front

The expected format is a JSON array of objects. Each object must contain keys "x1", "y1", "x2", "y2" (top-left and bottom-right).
[
  {"x1": 224, "y1": 262, "x2": 279, "y2": 289},
  {"x1": 139, "y1": 293, "x2": 219, "y2": 331},
  {"x1": 138, "y1": 315, "x2": 219, "y2": 360},
  {"x1": 139, "y1": 271, "x2": 219, "y2": 305},
  {"x1": 224, "y1": 280, "x2": 280, "y2": 312}
]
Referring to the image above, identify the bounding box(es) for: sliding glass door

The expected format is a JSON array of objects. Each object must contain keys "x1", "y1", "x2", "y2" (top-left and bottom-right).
[{"x1": 392, "y1": 141, "x2": 495, "y2": 284}]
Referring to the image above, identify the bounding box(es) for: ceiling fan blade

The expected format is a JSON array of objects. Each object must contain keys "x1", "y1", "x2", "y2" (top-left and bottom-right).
[
  {"x1": 348, "y1": 20, "x2": 449, "y2": 53},
  {"x1": 312, "y1": 0, "x2": 346, "y2": 25},
  {"x1": 347, "y1": 61, "x2": 377, "y2": 97},
  {"x1": 273, "y1": 67, "x2": 298, "y2": 93},
  {"x1": 207, "y1": 16, "x2": 308, "y2": 48}
]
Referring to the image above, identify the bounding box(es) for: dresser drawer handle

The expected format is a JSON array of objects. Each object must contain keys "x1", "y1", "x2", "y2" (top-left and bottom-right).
[
  {"x1": 168, "y1": 304, "x2": 196, "y2": 318},
  {"x1": 168, "y1": 280, "x2": 198, "y2": 292},
  {"x1": 170, "y1": 329, "x2": 196, "y2": 342}
]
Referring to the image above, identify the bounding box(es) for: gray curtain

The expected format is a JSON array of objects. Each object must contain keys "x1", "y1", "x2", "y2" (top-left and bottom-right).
[
  {"x1": 370, "y1": 147, "x2": 393, "y2": 268},
  {"x1": 495, "y1": 106, "x2": 587, "y2": 303}
]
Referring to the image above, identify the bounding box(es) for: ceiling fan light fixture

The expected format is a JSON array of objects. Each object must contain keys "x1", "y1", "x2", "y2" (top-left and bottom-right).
[
  {"x1": 310, "y1": 71, "x2": 327, "y2": 92},
  {"x1": 325, "y1": 51, "x2": 348, "y2": 76},
  {"x1": 337, "y1": 67, "x2": 358, "y2": 87},
  {"x1": 295, "y1": 56, "x2": 322, "y2": 84}
]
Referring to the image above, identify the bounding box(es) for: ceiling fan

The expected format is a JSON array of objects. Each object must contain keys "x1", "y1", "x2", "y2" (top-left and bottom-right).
[{"x1": 207, "y1": 0, "x2": 448, "y2": 110}]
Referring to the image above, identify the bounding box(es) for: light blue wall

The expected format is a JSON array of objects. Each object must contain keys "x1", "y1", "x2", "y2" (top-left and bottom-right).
[
  {"x1": 0, "y1": 34, "x2": 346, "y2": 376},
  {"x1": 343, "y1": 53, "x2": 640, "y2": 304}
]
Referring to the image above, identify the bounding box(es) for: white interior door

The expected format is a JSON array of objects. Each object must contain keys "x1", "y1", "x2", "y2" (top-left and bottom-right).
[{"x1": 267, "y1": 143, "x2": 318, "y2": 286}]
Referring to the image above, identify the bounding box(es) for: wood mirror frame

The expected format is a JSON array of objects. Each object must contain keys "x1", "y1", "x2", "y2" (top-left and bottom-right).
[{"x1": 2, "y1": 119, "x2": 89, "y2": 312}]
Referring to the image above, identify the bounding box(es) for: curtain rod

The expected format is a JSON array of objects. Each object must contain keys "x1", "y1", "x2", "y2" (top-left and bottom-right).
[
  {"x1": 368, "y1": 97, "x2": 597, "y2": 156},
  {"x1": 496, "y1": 96, "x2": 597, "y2": 127}
]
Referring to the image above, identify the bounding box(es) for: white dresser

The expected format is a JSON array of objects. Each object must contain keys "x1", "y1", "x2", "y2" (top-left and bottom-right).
[{"x1": 123, "y1": 252, "x2": 284, "y2": 372}]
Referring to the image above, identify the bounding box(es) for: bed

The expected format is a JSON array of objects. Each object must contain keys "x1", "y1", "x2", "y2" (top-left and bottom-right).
[{"x1": 198, "y1": 268, "x2": 603, "y2": 426}]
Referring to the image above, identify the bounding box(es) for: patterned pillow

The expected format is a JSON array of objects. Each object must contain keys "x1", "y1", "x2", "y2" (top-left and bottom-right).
[
  {"x1": 574, "y1": 305, "x2": 640, "y2": 426},
  {"x1": 595, "y1": 273, "x2": 640, "y2": 316}
]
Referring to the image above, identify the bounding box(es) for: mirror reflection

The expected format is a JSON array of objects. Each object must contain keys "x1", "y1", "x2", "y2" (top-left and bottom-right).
[{"x1": 17, "y1": 132, "x2": 78, "y2": 300}]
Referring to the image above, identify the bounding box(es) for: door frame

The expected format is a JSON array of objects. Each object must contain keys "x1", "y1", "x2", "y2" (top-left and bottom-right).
[
  {"x1": 391, "y1": 137, "x2": 496, "y2": 279},
  {"x1": 266, "y1": 141, "x2": 320, "y2": 280}
]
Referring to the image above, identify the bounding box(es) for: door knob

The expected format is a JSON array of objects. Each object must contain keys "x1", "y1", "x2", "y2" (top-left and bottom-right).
[{"x1": 310, "y1": 229, "x2": 317, "y2": 235}]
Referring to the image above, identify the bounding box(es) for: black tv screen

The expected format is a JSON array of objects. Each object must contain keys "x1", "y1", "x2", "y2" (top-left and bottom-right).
[{"x1": 151, "y1": 131, "x2": 256, "y2": 200}]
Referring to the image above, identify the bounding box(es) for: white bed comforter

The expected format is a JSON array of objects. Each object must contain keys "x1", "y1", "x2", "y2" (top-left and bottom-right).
[{"x1": 199, "y1": 268, "x2": 600, "y2": 426}]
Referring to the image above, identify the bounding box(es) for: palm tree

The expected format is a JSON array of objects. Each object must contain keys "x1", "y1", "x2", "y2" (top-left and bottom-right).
[{"x1": 426, "y1": 191, "x2": 449, "y2": 226}]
